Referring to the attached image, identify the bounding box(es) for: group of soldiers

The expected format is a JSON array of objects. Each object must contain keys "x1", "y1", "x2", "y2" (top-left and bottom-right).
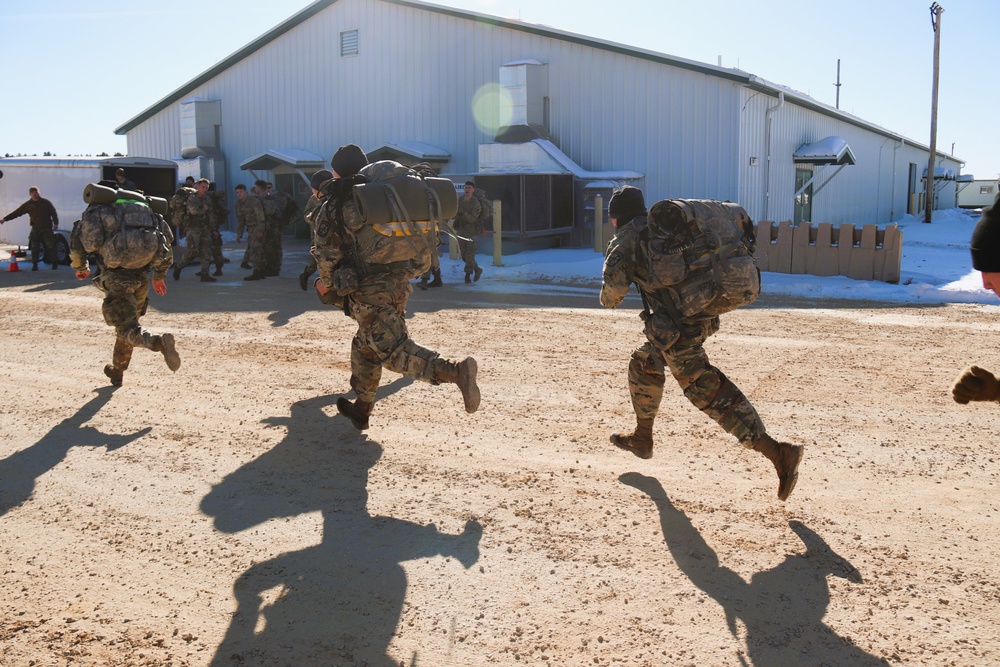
[{"x1": 170, "y1": 177, "x2": 297, "y2": 283}]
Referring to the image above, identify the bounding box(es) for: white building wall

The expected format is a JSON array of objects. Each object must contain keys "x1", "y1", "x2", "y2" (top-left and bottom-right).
[
  {"x1": 123, "y1": 0, "x2": 742, "y2": 214},
  {"x1": 738, "y1": 87, "x2": 962, "y2": 225}
]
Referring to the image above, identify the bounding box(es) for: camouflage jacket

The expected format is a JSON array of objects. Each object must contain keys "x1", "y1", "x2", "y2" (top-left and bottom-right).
[
  {"x1": 234, "y1": 195, "x2": 265, "y2": 237},
  {"x1": 600, "y1": 216, "x2": 648, "y2": 309},
  {"x1": 454, "y1": 195, "x2": 483, "y2": 234},
  {"x1": 185, "y1": 193, "x2": 214, "y2": 229}
]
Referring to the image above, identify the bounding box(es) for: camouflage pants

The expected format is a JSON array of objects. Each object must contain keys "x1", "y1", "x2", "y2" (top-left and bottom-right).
[
  {"x1": 244, "y1": 225, "x2": 267, "y2": 270},
  {"x1": 177, "y1": 226, "x2": 212, "y2": 274},
  {"x1": 263, "y1": 223, "x2": 283, "y2": 274},
  {"x1": 347, "y1": 287, "x2": 449, "y2": 403},
  {"x1": 628, "y1": 316, "x2": 765, "y2": 446},
  {"x1": 28, "y1": 226, "x2": 57, "y2": 267},
  {"x1": 457, "y1": 236, "x2": 480, "y2": 275},
  {"x1": 210, "y1": 229, "x2": 224, "y2": 269},
  {"x1": 96, "y1": 270, "x2": 162, "y2": 371}
]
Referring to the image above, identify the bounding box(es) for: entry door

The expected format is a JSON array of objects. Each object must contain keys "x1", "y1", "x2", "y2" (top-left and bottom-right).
[{"x1": 794, "y1": 167, "x2": 813, "y2": 225}]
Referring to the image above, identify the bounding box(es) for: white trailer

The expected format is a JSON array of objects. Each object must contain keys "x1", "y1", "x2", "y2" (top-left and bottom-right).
[
  {"x1": 0, "y1": 156, "x2": 177, "y2": 264},
  {"x1": 957, "y1": 176, "x2": 999, "y2": 209}
]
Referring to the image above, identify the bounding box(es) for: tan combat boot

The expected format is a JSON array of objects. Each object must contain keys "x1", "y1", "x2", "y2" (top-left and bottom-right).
[
  {"x1": 611, "y1": 418, "x2": 654, "y2": 459},
  {"x1": 104, "y1": 365, "x2": 124, "y2": 387},
  {"x1": 157, "y1": 334, "x2": 181, "y2": 372},
  {"x1": 752, "y1": 433, "x2": 803, "y2": 501},
  {"x1": 337, "y1": 397, "x2": 373, "y2": 431}
]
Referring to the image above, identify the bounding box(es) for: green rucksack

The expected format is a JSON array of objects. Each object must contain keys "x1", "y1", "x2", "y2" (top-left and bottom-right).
[
  {"x1": 640, "y1": 198, "x2": 760, "y2": 318},
  {"x1": 79, "y1": 184, "x2": 172, "y2": 270}
]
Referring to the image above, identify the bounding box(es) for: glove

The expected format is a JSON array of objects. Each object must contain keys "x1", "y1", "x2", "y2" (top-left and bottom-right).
[{"x1": 951, "y1": 365, "x2": 1000, "y2": 404}]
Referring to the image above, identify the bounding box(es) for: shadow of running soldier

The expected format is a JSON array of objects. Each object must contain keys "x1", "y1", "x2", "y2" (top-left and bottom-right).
[
  {"x1": 71, "y1": 188, "x2": 180, "y2": 387},
  {"x1": 619, "y1": 472, "x2": 890, "y2": 667},
  {"x1": 0, "y1": 387, "x2": 151, "y2": 517},
  {"x1": 201, "y1": 392, "x2": 482, "y2": 666}
]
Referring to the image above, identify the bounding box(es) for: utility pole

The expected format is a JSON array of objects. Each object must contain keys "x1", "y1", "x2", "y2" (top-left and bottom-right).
[
  {"x1": 834, "y1": 59, "x2": 842, "y2": 109},
  {"x1": 925, "y1": 3, "x2": 944, "y2": 223}
]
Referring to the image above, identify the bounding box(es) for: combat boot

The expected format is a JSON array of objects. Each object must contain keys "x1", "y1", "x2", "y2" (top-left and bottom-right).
[
  {"x1": 104, "y1": 364, "x2": 124, "y2": 387},
  {"x1": 299, "y1": 271, "x2": 309, "y2": 291},
  {"x1": 610, "y1": 419, "x2": 654, "y2": 459},
  {"x1": 434, "y1": 357, "x2": 481, "y2": 413},
  {"x1": 154, "y1": 333, "x2": 181, "y2": 372},
  {"x1": 473, "y1": 266, "x2": 483, "y2": 282},
  {"x1": 751, "y1": 433, "x2": 803, "y2": 501},
  {"x1": 213, "y1": 266, "x2": 223, "y2": 277},
  {"x1": 337, "y1": 397, "x2": 372, "y2": 431},
  {"x1": 244, "y1": 271, "x2": 266, "y2": 281},
  {"x1": 464, "y1": 273, "x2": 472, "y2": 284},
  {"x1": 240, "y1": 262, "x2": 252, "y2": 270},
  {"x1": 172, "y1": 264, "x2": 182, "y2": 281},
  {"x1": 428, "y1": 268, "x2": 443, "y2": 288},
  {"x1": 200, "y1": 274, "x2": 217, "y2": 282}
]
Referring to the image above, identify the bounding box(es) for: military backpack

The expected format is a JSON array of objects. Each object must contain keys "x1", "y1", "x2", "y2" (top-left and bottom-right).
[
  {"x1": 79, "y1": 184, "x2": 172, "y2": 270},
  {"x1": 317, "y1": 160, "x2": 458, "y2": 274},
  {"x1": 640, "y1": 198, "x2": 760, "y2": 319}
]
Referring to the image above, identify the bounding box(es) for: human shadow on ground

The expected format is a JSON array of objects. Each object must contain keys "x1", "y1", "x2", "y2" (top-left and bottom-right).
[
  {"x1": 201, "y1": 387, "x2": 482, "y2": 666},
  {"x1": 619, "y1": 473, "x2": 890, "y2": 667},
  {"x1": 0, "y1": 386, "x2": 150, "y2": 517}
]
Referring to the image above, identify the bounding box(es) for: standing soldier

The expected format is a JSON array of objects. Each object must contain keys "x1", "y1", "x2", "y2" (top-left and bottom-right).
[
  {"x1": 453, "y1": 181, "x2": 484, "y2": 284},
  {"x1": 235, "y1": 184, "x2": 268, "y2": 281},
  {"x1": 70, "y1": 190, "x2": 180, "y2": 387},
  {"x1": 299, "y1": 169, "x2": 333, "y2": 290},
  {"x1": 312, "y1": 144, "x2": 480, "y2": 430},
  {"x1": 255, "y1": 179, "x2": 282, "y2": 277},
  {"x1": 172, "y1": 178, "x2": 217, "y2": 282},
  {"x1": 1, "y1": 186, "x2": 60, "y2": 270},
  {"x1": 600, "y1": 186, "x2": 803, "y2": 501},
  {"x1": 209, "y1": 189, "x2": 229, "y2": 276}
]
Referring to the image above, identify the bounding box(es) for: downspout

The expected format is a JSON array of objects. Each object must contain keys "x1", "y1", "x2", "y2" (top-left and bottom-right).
[
  {"x1": 890, "y1": 138, "x2": 904, "y2": 221},
  {"x1": 763, "y1": 92, "x2": 784, "y2": 222}
]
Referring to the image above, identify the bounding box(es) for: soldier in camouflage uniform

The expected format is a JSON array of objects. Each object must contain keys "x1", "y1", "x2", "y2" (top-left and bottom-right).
[
  {"x1": 70, "y1": 200, "x2": 181, "y2": 387},
  {"x1": 312, "y1": 144, "x2": 481, "y2": 430},
  {"x1": 600, "y1": 186, "x2": 803, "y2": 501},
  {"x1": 235, "y1": 184, "x2": 268, "y2": 281},
  {"x1": 299, "y1": 169, "x2": 333, "y2": 290},
  {"x1": 172, "y1": 178, "x2": 217, "y2": 282},
  {"x1": 255, "y1": 180, "x2": 284, "y2": 277},
  {"x1": 453, "y1": 181, "x2": 484, "y2": 283},
  {"x1": 208, "y1": 190, "x2": 229, "y2": 276}
]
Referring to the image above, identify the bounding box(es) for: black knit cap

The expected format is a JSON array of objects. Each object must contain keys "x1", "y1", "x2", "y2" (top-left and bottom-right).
[
  {"x1": 330, "y1": 144, "x2": 368, "y2": 178},
  {"x1": 608, "y1": 185, "x2": 647, "y2": 222},
  {"x1": 310, "y1": 169, "x2": 334, "y2": 191},
  {"x1": 970, "y1": 195, "x2": 1000, "y2": 272}
]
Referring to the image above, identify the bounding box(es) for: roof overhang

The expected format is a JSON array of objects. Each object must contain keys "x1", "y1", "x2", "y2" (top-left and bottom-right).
[
  {"x1": 923, "y1": 167, "x2": 956, "y2": 180},
  {"x1": 793, "y1": 136, "x2": 856, "y2": 166},
  {"x1": 365, "y1": 142, "x2": 451, "y2": 166},
  {"x1": 239, "y1": 148, "x2": 326, "y2": 171}
]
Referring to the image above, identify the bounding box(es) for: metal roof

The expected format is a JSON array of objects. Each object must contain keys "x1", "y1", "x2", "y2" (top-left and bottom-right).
[{"x1": 793, "y1": 136, "x2": 857, "y2": 166}]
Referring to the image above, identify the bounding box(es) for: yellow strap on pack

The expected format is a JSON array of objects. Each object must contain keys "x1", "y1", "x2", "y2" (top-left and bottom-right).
[{"x1": 373, "y1": 220, "x2": 435, "y2": 237}]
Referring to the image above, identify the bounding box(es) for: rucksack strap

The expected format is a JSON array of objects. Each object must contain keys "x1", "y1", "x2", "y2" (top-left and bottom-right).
[{"x1": 639, "y1": 285, "x2": 698, "y2": 340}]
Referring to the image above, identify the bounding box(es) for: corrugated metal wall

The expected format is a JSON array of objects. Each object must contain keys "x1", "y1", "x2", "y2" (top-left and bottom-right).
[
  {"x1": 124, "y1": 0, "x2": 742, "y2": 221},
  {"x1": 124, "y1": 0, "x2": 959, "y2": 232},
  {"x1": 738, "y1": 87, "x2": 963, "y2": 225}
]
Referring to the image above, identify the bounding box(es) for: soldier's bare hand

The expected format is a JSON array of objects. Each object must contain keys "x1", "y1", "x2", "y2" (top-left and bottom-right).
[
  {"x1": 152, "y1": 279, "x2": 167, "y2": 296},
  {"x1": 75, "y1": 269, "x2": 90, "y2": 280}
]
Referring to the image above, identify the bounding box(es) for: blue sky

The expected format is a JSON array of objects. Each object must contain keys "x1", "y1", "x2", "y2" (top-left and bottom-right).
[{"x1": 1, "y1": 0, "x2": 997, "y2": 181}]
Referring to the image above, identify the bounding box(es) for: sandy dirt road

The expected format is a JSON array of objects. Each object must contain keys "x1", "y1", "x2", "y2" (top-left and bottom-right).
[{"x1": 1, "y1": 242, "x2": 999, "y2": 666}]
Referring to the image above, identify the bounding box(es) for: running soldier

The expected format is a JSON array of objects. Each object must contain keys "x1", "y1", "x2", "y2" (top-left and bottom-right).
[
  {"x1": 299, "y1": 169, "x2": 333, "y2": 290},
  {"x1": 172, "y1": 178, "x2": 217, "y2": 282},
  {"x1": 312, "y1": 144, "x2": 480, "y2": 430},
  {"x1": 235, "y1": 184, "x2": 268, "y2": 281},
  {"x1": 71, "y1": 192, "x2": 180, "y2": 386},
  {"x1": 600, "y1": 186, "x2": 803, "y2": 501}
]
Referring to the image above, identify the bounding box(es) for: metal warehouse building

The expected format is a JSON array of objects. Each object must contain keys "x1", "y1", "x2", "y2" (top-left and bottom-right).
[{"x1": 114, "y1": 0, "x2": 963, "y2": 246}]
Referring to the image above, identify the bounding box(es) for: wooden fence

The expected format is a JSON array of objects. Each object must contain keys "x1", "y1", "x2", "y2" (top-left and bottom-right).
[{"x1": 752, "y1": 221, "x2": 902, "y2": 283}]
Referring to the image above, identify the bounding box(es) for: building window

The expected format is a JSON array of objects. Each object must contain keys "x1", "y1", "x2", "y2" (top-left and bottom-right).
[
  {"x1": 981, "y1": 185, "x2": 995, "y2": 195},
  {"x1": 340, "y1": 29, "x2": 359, "y2": 56}
]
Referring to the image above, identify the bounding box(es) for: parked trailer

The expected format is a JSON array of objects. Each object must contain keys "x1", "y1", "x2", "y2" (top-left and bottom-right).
[
  {"x1": 956, "y1": 176, "x2": 999, "y2": 209},
  {"x1": 0, "y1": 156, "x2": 177, "y2": 264}
]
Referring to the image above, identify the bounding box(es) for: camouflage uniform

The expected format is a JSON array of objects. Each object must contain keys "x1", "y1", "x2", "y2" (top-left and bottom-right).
[
  {"x1": 70, "y1": 208, "x2": 178, "y2": 384},
  {"x1": 601, "y1": 215, "x2": 765, "y2": 446},
  {"x1": 259, "y1": 193, "x2": 283, "y2": 276},
  {"x1": 453, "y1": 195, "x2": 483, "y2": 279},
  {"x1": 236, "y1": 193, "x2": 267, "y2": 270},
  {"x1": 175, "y1": 192, "x2": 215, "y2": 276},
  {"x1": 209, "y1": 191, "x2": 229, "y2": 273},
  {"x1": 311, "y1": 162, "x2": 472, "y2": 406}
]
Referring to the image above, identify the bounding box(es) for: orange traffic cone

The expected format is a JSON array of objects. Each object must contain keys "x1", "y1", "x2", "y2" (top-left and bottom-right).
[{"x1": 8, "y1": 250, "x2": 20, "y2": 272}]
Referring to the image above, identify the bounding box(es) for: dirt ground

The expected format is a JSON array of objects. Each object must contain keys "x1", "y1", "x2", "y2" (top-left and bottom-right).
[{"x1": 1, "y1": 240, "x2": 999, "y2": 667}]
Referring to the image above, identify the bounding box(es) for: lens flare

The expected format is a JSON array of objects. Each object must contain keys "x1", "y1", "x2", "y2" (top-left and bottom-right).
[{"x1": 471, "y1": 83, "x2": 514, "y2": 137}]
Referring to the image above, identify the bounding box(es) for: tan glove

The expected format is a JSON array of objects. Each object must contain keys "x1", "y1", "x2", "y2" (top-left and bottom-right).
[{"x1": 951, "y1": 366, "x2": 1000, "y2": 404}]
